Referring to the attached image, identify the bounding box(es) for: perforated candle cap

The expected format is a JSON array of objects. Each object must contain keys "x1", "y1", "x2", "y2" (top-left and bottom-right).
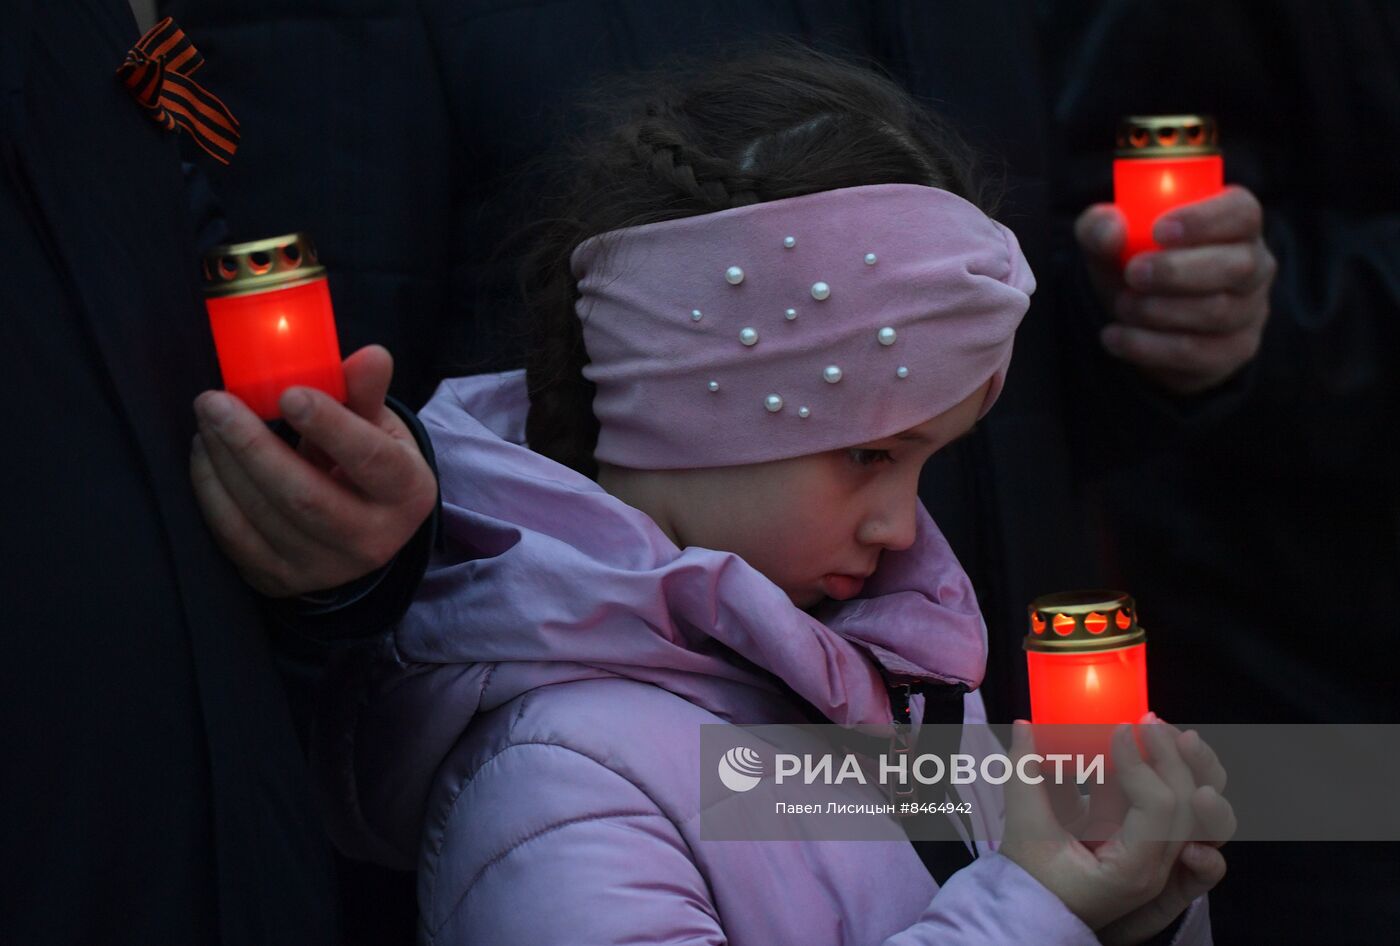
[
  {"x1": 202, "y1": 232, "x2": 327, "y2": 298},
  {"x1": 1115, "y1": 115, "x2": 1219, "y2": 158},
  {"x1": 1025, "y1": 589, "x2": 1146, "y2": 653}
]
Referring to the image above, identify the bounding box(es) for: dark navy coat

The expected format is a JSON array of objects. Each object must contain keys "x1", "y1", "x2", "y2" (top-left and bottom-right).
[{"x1": 0, "y1": 2, "x2": 432, "y2": 941}]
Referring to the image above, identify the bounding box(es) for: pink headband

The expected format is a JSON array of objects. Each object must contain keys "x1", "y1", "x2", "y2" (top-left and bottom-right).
[{"x1": 571, "y1": 183, "x2": 1034, "y2": 470}]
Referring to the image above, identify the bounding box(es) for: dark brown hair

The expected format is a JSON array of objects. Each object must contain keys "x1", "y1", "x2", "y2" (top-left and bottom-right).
[{"x1": 521, "y1": 46, "x2": 992, "y2": 478}]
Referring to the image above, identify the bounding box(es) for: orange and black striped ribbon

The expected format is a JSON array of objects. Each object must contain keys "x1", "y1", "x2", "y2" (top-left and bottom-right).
[{"x1": 116, "y1": 17, "x2": 240, "y2": 165}]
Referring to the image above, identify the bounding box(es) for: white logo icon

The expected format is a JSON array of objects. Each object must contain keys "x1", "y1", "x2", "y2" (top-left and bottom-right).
[{"x1": 718, "y1": 746, "x2": 764, "y2": 792}]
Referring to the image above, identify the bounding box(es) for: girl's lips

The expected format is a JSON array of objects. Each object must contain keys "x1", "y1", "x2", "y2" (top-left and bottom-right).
[{"x1": 821, "y1": 574, "x2": 865, "y2": 601}]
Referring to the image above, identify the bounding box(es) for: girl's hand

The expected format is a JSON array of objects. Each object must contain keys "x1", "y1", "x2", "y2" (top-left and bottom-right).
[
  {"x1": 1097, "y1": 721, "x2": 1236, "y2": 945},
  {"x1": 999, "y1": 716, "x2": 1228, "y2": 934}
]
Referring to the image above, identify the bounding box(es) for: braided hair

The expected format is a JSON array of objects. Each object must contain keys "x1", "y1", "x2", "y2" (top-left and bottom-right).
[{"x1": 521, "y1": 46, "x2": 992, "y2": 478}]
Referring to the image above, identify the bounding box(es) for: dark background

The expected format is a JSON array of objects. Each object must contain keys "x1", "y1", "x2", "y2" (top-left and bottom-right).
[{"x1": 163, "y1": 1, "x2": 1400, "y2": 942}]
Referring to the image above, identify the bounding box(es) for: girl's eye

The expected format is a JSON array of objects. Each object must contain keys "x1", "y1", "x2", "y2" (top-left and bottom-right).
[{"x1": 848, "y1": 448, "x2": 895, "y2": 467}]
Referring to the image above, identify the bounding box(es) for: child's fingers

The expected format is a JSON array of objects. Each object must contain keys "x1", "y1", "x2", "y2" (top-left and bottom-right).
[
  {"x1": 1080, "y1": 776, "x2": 1130, "y2": 843},
  {"x1": 1176, "y1": 728, "x2": 1227, "y2": 794},
  {"x1": 1045, "y1": 778, "x2": 1090, "y2": 831},
  {"x1": 1138, "y1": 719, "x2": 1198, "y2": 844},
  {"x1": 1111, "y1": 723, "x2": 1174, "y2": 850},
  {"x1": 1095, "y1": 842, "x2": 1227, "y2": 946},
  {"x1": 1190, "y1": 786, "x2": 1238, "y2": 846},
  {"x1": 1003, "y1": 721, "x2": 1067, "y2": 842},
  {"x1": 1178, "y1": 842, "x2": 1228, "y2": 893},
  {"x1": 1149, "y1": 719, "x2": 1233, "y2": 845},
  {"x1": 1148, "y1": 717, "x2": 1228, "y2": 797}
]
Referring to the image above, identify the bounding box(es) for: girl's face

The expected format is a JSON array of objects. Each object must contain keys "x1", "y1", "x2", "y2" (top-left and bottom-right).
[{"x1": 599, "y1": 380, "x2": 990, "y2": 609}]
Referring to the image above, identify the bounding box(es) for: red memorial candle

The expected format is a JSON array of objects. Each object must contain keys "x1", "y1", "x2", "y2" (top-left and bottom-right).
[
  {"x1": 1114, "y1": 115, "x2": 1224, "y2": 265},
  {"x1": 201, "y1": 233, "x2": 346, "y2": 420},
  {"x1": 1024, "y1": 591, "x2": 1149, "y2": 726}
]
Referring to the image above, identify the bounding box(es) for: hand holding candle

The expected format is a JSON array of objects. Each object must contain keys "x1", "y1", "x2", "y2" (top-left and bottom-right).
[
  {"x1": 189, "y1": 344, "x2": 438, "y2": 598},
  {"x1": 1015, "y1": 591, "x2": 1236, "y2": 941},
  {"x1": 1092, "y1": 717, "x2": 1235, "y2": 946},
  {"x1": 1074, "y1": 116, "x2": 1276, "y2": 396},
  {"x1": 1002, "y1": 716, "x2": 1235, "y2": 944}
]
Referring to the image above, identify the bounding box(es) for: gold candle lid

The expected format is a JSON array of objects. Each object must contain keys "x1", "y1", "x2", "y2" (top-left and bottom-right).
[
  {"x1": 1025, "y1": 590, "x2": 1146, "y2": 653},
  {"x1": 202, "y1": 232, "x2": 327, "y2": 298},
  {"x1": 1115, "y1": 115, "x2": 1219, "y2": 158}
]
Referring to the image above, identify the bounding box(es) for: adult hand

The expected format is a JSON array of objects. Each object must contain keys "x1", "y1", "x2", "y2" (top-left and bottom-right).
[
  {"x1": 1075, "y1": 185, "x2": 1276, "y2": 395},
  {"x1": 189, "y1": 345, "x2": 437, "y2": 598},
  {"x1": 1000, "y1": 715, "x2": 1234, "y2": 941}
]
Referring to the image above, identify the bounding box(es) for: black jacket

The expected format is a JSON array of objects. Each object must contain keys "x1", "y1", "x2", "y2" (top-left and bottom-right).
[{"x1": 0, "y1": 2, "x2": 432, "y2": 941}]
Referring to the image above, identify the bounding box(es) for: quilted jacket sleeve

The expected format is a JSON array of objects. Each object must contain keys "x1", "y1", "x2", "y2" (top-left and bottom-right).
[{"x1": 420, "y1": 739, "x2": 725, "y2": 946}]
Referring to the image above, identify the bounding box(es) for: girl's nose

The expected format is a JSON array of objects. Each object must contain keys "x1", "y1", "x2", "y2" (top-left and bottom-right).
[{"x1": 857, "y1": 498, "x2": 918, "y2": 552}]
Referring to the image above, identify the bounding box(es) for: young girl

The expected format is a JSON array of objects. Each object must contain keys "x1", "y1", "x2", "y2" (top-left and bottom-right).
[{"x1": 313, "y1": 50, "x2": 1229, "y2": 945}]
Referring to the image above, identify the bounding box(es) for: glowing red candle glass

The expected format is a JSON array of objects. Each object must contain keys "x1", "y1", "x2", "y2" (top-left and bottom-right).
[
  {"x1": 1114, "y1": 115, "x2": 1223, "y2": 264},
  {"x1": 201, "y1": 233, "x2": 346, "y2": 420},
  {"x1": 1024, "y1": 591, "x2": 1148, "y2": 726}
]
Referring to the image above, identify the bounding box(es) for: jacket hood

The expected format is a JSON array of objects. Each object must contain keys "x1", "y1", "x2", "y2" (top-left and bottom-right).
[{"x1": 314, "y1": 369, "x2": 987, "y2": 865}]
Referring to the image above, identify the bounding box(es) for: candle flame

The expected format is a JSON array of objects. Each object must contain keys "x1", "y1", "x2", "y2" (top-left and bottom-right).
[
  {"x1": 1159, "y1": 171, "x2": 1176, "y2": 196},
  {"x1": 276, "y1": 315, "x2": 290, "y2": 334},
  {"x1": 1084, "y1": 665, "x2": 1101, "y2": 693}
]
